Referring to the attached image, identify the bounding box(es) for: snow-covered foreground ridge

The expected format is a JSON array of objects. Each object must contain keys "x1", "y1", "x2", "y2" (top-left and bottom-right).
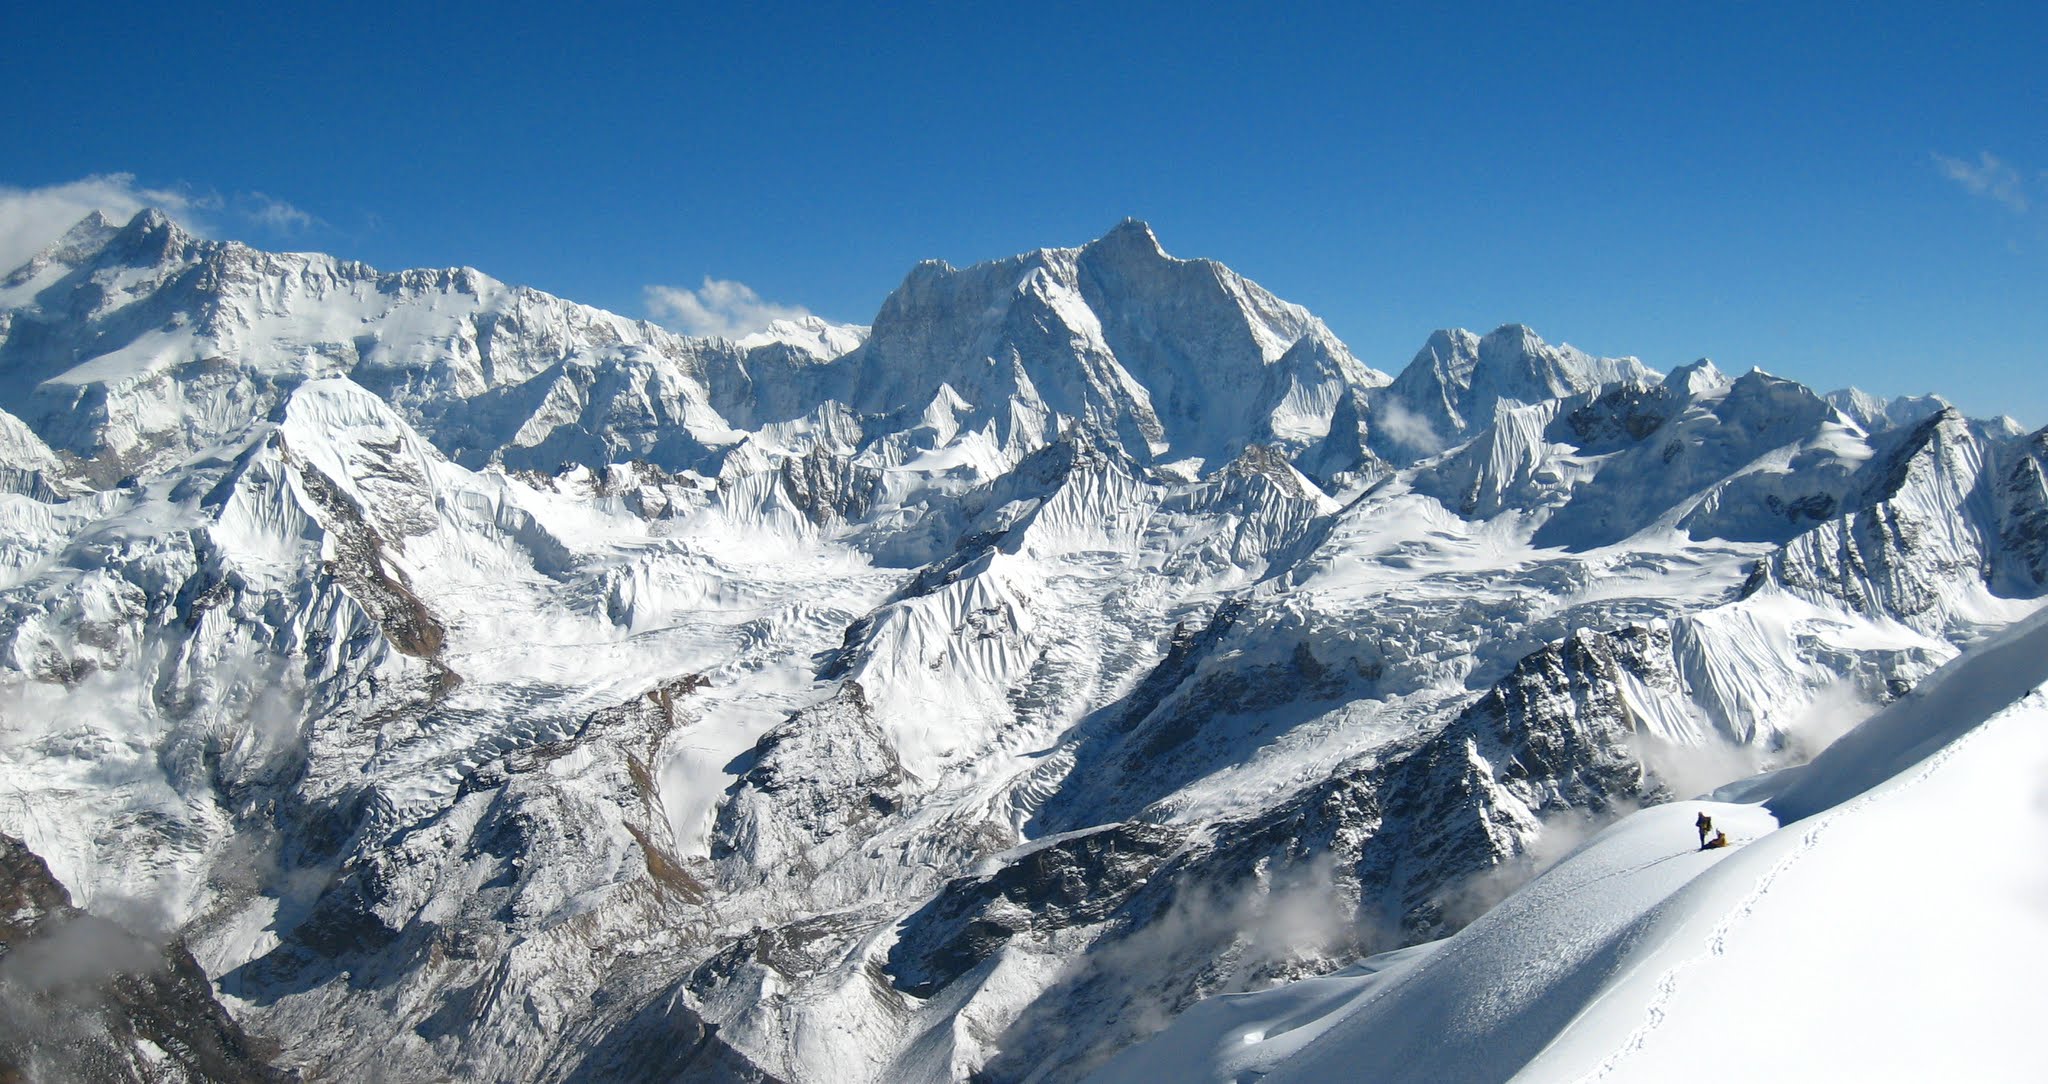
[
  {"x1": 0, "y1": 209, "x2": 2044, "y2": 1082},
  {"x1": 1094, "y1": 604, "x2": 2048, "y2": 1084}
]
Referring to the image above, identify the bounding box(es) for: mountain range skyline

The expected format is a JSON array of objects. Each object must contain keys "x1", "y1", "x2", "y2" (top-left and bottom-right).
[
  {"x1": 7, "y1": 3, "x2": 2046, "y2": 426},
  {"x1": 1, "y1": 204, "x2": 2020, "y2": 444},
  {"x1": 0, "y1": 201, "x2": 2040, "y2": 1080}
]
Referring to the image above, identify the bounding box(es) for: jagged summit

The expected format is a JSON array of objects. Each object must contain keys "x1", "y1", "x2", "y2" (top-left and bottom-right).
[
  {"x1": 35, "y1": 207, "x2": 122, "y2": 259},
  {"x1": 71, "y1": 207, "x2": 118, "y2": 234},
  {"x1": 1668, "y1": 357, "x2": 1730, "y2": 397},
  {"x1": 1, "y1": 212, "x2": 120, "y2": 295},
  {"x1": 842, "y1": 219, "x2": 1387, "y2": 473},
  {"x1": 83, "y1": 205, "x2": 194, "y2": 270},
  {"x1": 1082, "y1": 216, "x2": 1170, "y2": 260},
  {"x1": 125, "y1": 205, "x2": 176, "y2": 232},
  {"x1": 0, "y1": 209, "x2": 1400, "y2": 494},
  {"x1": 1825, "y1": 385, "x2": 1953, "y2": 434},
  {"x1": 1368, "y1": 322, "x2": 1654, "y2": 460}
]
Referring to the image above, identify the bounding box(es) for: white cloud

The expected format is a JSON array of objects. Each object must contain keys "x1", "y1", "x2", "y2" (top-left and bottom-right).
[
  {"x1": 1932, "y1": 150, "x2": 2031, "y2": 213},
  {"x1": 0, "y1": 175, "x2": 334, "y2": 276},
  {"x1": 242, "y1": 191, "x2": 315, "y2": 233},
  {"x1": 0, "y1": 173, "x2": 204, "y2": 274},
  {"x1": 1372, "y1": 397, "x2": 1445, "y2": 455},
  {"x1": 645, "y1": 276, "x2": 814, "y2": 339}
]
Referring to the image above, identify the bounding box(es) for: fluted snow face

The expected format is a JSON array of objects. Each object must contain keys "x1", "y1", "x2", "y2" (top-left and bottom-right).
[
  {"x1": 0, "y1": 212, "x2": 2041, "y2": 1084},
  {"x1": 1368, "y1": 323, "x2": 1655, "y2": 462},
  {"x1": 844, "y1": 219, "x2": 1388, "y2": 476}
]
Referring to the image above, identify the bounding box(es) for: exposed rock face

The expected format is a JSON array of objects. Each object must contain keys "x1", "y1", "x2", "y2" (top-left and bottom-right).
[
  {"x1": 711, "y1": 683, "x2": 909, "y2": 889},
  {"x1": 964, "y1": 625, "x2": 1674, "y2": 1081},
  {"x1": 559, "y1": 998, "x2": 786, "y2": 1084},
  {"x1": 887, "y1": 822, "x2": 1184, "y2": 998},
  {"x1": 1357, "y1": 625, "x2": 1668, "y2": 937},
  {"x1": 1995, "y1": 427, "x2": 2048, "y2": 591},
  {"x1": 1768, "y1": 409, "x2": 2002, "y2": 629},
  {"x1": 0, "y1": 834, "x2": 290, "y2": 1083}
]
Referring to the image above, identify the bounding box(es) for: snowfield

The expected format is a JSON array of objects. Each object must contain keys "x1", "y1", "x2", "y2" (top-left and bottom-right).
[
  {"x1": 1094, "y1": 606, "x2": 2048, "y2": 1084},
  {"x1": 0, "y1": 210, "x2": 2043, "y2": 1082}
]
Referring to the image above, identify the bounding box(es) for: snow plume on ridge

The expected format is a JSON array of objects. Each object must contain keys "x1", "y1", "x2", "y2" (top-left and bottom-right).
[
  {"x1": 242, "y1": 191, "x2": 315, "y2": 234},
  {"x1": 1436, "y1": 804, "x2": 1631, "y2": 930},
  {"x1": 645, "y1": 274, "x2": 816, "y2": 338},
  {"x1": 1044, "y1": 855, "x2": 1376, "y2": 1050},
  {"x1": 1634, "y1": 679, "x2": 1883, "y2": 803},
  {"x1": 1371, "y1": 397, "x2": 1444, "y2": 456},
  {"x1": 0, "y1": 173, "x2": 202, "y2": 272}
]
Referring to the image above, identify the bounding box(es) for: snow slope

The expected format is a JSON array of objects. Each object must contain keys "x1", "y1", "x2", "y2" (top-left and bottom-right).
[{"x1": 1094, "y1": 606, "x2": 2048, "y2": 1083}]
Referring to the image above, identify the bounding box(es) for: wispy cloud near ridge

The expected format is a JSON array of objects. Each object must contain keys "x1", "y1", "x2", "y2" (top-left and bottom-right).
[
  {"x1": 243, "y1": 192, "x2": 316, "y2": 233},
  {"x1": 644, "y1": 276, "x2": 814, "y2": 339},
  {"x1": 0, "y1": 173, "x2": 202, "y2": 274},
  {"x1": 0, "y1": 174, "x2": 328, "y2": 275}
]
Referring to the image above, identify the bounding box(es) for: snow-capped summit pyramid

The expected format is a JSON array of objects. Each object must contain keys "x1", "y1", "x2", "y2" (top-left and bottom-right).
[
  {"x1": 1665, "y1": 356, "x2": 1730, "y2": 398},
  {"x1": 834, "y1": 218, "x2": 1388, "y2": 475}
]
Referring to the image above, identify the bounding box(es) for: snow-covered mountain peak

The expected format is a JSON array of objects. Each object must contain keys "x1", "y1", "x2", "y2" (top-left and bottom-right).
[
  {"x1": 1470, "y1": 322, "x2": 1653, "y2": 395},
  {"x1": 126, "y1": 205, "x2": 176, "y2": 232},
  {"x1": 60, "y1": 206, "x2": 120, "y2": 242},
  {"x1": 1082, "y1": 216, "x2": 1169, "y2": 262},
  {"x1": 0, "y1": 207, "x2": 194, "y2": 312},
  {"x1": 1477, "y1": 320, "x2": 1542, "y2": 353},
  {"x1": 734, "y1": 314, "x2": 869, "y2": 359},
  {"x1": 1406, "y1": 327, "x2": 1482, "y2": 374},
  {"x1": 95, "y1": 205, "x2": 198, "y2": 269},
  {"x1": 1369, "y1": 322, "x2": 1655, "y2": 462},
  {"x1": 836, "y1": 221, "x2": 1386, "y2": 474},
  {"x1": 1666, "y1": 356, "x2": 1729, "y2": 398},
  {"x1": 1, "y1": 209, "x2": 122, "y2": 291},
  {"x1": 1825, "y1": 385, "x2": 1953, "y2": 434}
]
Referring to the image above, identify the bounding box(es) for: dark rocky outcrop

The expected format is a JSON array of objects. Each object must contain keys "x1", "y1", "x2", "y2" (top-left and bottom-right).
[
  {"x1": 887, "y1": 822, "x2": 1183, "y2": 997},
  {"x1": 0, "y1": 834, "x2": 291, "y2": 1083}
]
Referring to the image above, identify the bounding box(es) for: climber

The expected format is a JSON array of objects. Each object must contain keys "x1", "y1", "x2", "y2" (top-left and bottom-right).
[
  {"x1": 1701, "y1": 830, "x2": 1729, "y2": 850},
  {"x1": 1695, "y1": 811, "x2": 1713, "y2": 848}
]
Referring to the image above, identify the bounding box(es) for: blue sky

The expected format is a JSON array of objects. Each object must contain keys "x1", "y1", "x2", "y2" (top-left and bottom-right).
[{"x1": 6, "y1": 1, "x2": 2046, "y2": 422}]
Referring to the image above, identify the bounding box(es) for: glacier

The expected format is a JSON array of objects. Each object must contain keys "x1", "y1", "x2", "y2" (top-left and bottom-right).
[{"x1": 0, "y1": 209, "x2": 2040, "y2": 1082}]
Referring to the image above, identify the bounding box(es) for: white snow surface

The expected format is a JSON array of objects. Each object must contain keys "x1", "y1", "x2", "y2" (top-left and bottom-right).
[
  {"x1": 735, "y1": 315, "x2": 871, "y2": 359},
  {"x1": 1093, "y1": 606, "x2": 2048, "y2": 1084}
]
